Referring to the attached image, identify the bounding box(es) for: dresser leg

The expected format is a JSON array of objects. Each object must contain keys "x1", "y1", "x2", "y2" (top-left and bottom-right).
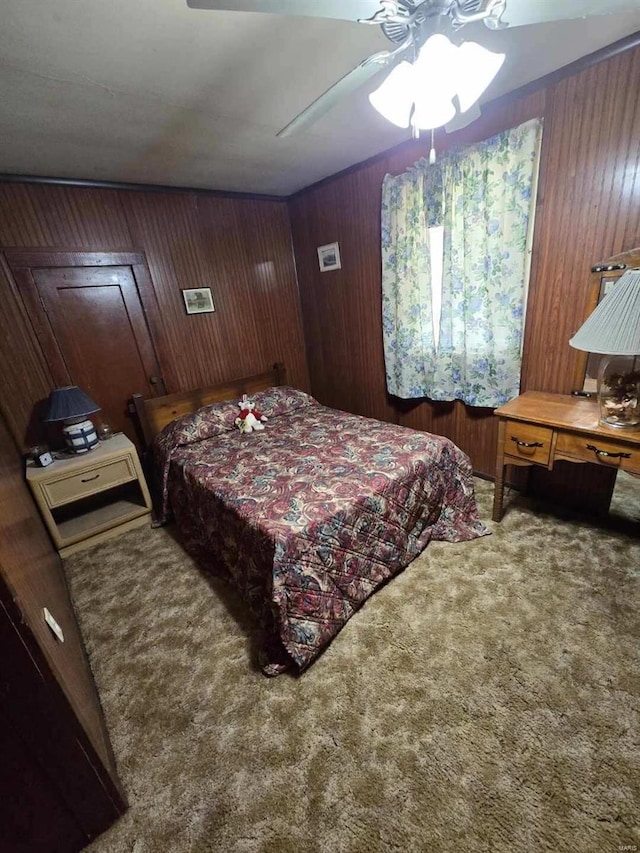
[
  {"x1": 492, "y1": 419, "x2": 507, "y2": 522},
  {"x1": 492, "y1": 463, "x2": 505, "y2": 522}
]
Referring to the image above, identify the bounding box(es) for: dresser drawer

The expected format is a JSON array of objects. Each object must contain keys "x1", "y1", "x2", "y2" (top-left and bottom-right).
[
  {"x1": 504, "y1": 420, "x2": 553, "y2": 466},
  {"x1": 42, "y1": 456, "x2": 137, "y2": 508},
  {"x1": 555, "y1": 432, "x2": 640, "y2": 473}
]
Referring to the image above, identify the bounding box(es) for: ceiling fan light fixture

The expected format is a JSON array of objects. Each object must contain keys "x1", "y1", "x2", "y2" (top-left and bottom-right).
[
  {"x1": 409, "y1": 34, "x2": 459, "y2": 130},
  {"x1": 368, "y1": 60, "x2": 416, "y2": 128},
  {"x1": 411, "y1": 92, "x2": 456, "y2": 131},
  {"x1": 455, "y1": 40, "x2": 505, "y2": 113},
  {"x1": 369, "y1": 32, "x2": 505, "y2": 133},
  {"x1": 414, "y1": 34, "x2": 459, "y2": 76}
]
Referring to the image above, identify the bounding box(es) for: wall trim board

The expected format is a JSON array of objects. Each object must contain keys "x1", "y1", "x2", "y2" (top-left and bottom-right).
[
  {"x1": 0, "y1": 173, "x2": 286, "y2": 204},
  {"x1": 287, "y1": 29, "x2": 640, "y2": 202},
  {"x1": 4, "y1": 248, "x2": 147, "y2": 268}
]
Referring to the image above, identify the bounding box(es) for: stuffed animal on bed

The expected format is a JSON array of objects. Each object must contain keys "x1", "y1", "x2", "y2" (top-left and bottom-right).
[{"x1": 235, "y1": 395, "x2": 268, "y2": 434}]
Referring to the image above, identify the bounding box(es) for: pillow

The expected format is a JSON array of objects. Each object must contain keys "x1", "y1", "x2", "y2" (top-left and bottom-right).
[
  {"x1": 158, "y1": 399, "x2": 238, "y2": 448},
  {"x1": 250, "y1": 386, "x2": 317, "y2": 418},
  {"x1": 154, "y1": 386, "x2": 316, "y2": 453}
]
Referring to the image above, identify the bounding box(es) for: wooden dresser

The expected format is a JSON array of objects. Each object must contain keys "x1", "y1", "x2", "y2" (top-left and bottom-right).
[{"x1": 493, "y1": 391, "x2": 640, "y2": 521}]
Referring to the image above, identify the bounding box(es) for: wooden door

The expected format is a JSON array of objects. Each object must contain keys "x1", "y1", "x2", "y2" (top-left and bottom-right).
[{"x1": 6, "y1": 251, "x2": 165, "y2": 447}]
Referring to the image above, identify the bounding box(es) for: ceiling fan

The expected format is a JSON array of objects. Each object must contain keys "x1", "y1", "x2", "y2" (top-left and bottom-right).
[{"x1": 187, "y1": 0, "x2": 640, "y2": 137}]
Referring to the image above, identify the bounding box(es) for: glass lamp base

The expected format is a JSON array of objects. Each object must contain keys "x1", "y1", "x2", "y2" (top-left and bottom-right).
[{"x1": 597, "y1": 355, "x2": 640, "y2": 430}]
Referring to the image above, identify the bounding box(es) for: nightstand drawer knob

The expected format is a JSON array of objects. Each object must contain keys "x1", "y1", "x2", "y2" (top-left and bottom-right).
[
  {"x1": 585, "y1": 444, "x2": 631, "y2": 460},
  {"x1": 80, "y1": 473, "x2": 100, "y2": 483},
  {"x1": 511, "y1": 436, "x2": 543, "y2": 449}
]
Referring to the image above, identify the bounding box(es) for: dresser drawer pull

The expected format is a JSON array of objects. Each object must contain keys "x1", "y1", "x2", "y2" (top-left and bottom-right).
[
  {"x1": 80, "y1": 473, "x2": 100, "y2": 483},
  {"x1": 585, "y1": 444, "x2": 631, "y2": 460},
  {"x1": 511, "y1": 437, "x2": 543, "y2": 449}
]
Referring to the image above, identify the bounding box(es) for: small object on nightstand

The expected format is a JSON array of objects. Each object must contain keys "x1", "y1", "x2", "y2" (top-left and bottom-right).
[
  {"x1": 30, "y1": 445, "x2": 54, "y2": 467},
  {"x1": 97, "y1": 422, "x2": 113, "y2": 441}
]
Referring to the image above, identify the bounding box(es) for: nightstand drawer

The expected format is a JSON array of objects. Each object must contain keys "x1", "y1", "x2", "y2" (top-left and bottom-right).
[
  {"x1": 504, "y1": 420, "x2": 553, "y2": 466},
  {"x1": 42, "y1": 457, "x2": 137, "y2": 508},
  {"x1": 556, "y1": 432, "x2": 640, "y2": 473}
]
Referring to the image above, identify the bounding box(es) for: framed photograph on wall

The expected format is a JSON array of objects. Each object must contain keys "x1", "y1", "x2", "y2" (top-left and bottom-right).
[
  {"x1": 317, "y1": 242, "x2": 341, "y2": 272},
  {"x1": 182, "y1": 287, "x2": 215, "y2": 314}
]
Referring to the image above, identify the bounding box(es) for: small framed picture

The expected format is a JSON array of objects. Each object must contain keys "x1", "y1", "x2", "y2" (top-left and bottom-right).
[
  {"x1": 317, "y1": 242, "x2": 341, "y2": 272},
  {"x1": 182, "y1": 287, "x2": 215, "y2": 314}
]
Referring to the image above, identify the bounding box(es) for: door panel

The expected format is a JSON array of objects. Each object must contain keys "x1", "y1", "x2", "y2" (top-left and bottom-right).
[{"x1": 21, "y1": 261, "x2": 162, "y2": 447}]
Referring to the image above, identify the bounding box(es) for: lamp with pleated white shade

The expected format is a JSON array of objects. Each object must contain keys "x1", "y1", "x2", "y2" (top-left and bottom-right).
[{"x1": 569, "y1": 268, "x2": 640, "y2": 429}]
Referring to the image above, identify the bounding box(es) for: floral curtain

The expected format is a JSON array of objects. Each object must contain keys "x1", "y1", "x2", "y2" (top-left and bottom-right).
[{"x1": 381, "y1": 118, "x2": 542, "y2": 407}]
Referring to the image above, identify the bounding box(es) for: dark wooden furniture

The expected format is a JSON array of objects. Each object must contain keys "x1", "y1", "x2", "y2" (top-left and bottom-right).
[
  {"x1": 0, "y1": 410, "x2": 125, "y2": 851},
  {"x1": 133, "y1": 362, "x2": 286, "y2": 445},
  {"x1": 492, "y1": 391, "x2": 640, "y2": 521}
]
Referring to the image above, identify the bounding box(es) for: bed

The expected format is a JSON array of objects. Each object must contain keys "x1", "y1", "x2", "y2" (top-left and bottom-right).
[{"x1": 135, "y1": 365, "x2": 489, "y2": 675}]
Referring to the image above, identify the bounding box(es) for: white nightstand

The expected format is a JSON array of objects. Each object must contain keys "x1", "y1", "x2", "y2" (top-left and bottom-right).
[{"x1": 26, "y1": 433, "x2": 152, "y2": 557}]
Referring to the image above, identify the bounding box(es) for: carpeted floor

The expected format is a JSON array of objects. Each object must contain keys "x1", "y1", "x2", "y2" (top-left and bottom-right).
[{"x1": 63, "y1": 479, "x2": 640, "y2": 853}]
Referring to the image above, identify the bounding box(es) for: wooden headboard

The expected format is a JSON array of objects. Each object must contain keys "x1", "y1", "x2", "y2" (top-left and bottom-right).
[{"x1": 133, "y1": 363, "x2": 287, "y2": 447}]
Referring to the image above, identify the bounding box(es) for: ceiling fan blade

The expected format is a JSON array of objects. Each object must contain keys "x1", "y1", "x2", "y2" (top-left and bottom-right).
[
  {"x1": 277, "y1": 54, "x2": 394, "y2": 137},
  {"x1": 186, "y1": 0, "x2": 386, "y2": 22},
  {"x1": 499, "y1": 0, "x2": 640, "y2": 28},
  {"x1": 444, "y1": 102, "x2": 482, "y2": 133}
]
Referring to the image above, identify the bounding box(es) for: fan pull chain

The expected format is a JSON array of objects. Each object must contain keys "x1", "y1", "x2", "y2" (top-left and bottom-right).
[{"x1": 429, "y1": 128, "x2": 436, "y2": 165}]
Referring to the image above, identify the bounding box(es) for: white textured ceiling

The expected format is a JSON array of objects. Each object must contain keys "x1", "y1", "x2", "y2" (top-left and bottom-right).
[{"x1": 0, "y1": 0, "x2": 639, "y2": 196}]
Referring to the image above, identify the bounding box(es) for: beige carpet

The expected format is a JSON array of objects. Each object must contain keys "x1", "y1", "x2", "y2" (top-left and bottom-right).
[
  {"x1": 611, "y1": 470, "x2": 640, "y2": 523},
  {"x1": 64, "y1": 479, "x2": 640, "y2": 853}
]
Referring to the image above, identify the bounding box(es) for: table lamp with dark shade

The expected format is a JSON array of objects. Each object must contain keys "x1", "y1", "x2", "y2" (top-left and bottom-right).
[
  {"x1": 44, "y1": 386, "x2": 101, "y2": 453},
  {"x1": 569, "y1": 268, "x2": 640, "y2": 430}
]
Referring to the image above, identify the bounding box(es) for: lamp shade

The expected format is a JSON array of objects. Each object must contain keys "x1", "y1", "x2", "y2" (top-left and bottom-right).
[
  {"x1": 455, "y1": 41, "x2": 505, "y2": 114},
  {"x1": 569, "y1": 268, "x2": 640, "y2": 355},
  {"x1": 44, "y1": 386, "x2": 101, "y2": 423},
  {"x1": 368, "y1": 61, "x2": 416, "y2": 128}
]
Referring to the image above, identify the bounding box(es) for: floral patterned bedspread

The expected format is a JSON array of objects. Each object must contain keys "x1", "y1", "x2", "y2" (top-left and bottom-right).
[{"x1": 151, "y1": 388, "x2": 489, "y2": 675}]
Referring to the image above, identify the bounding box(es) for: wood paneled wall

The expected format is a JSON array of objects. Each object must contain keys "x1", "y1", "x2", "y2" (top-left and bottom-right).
[
  {"x1": 0, "y1": 184, "x2": 309, "y2": 449},
  {"x1": 0, "y1": 408, "x2": 125, "y2": 842},
  {"x1": 289, "y1": 46, "x2": 640, "y2": 477}
]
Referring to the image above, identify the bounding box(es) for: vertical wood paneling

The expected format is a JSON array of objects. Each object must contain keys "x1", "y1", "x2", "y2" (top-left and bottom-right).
[
  {"x1": 121, "y1": 191, "x2": 213, "y2": 393},
  {"x1": 0, "y1": 184, "x2": 133, "y2": 249},
  {"x1": 290, "y1": 157, "x2": 394, "y2": 423},
  {"x1": 122, "y1": 191, "x2": 309, "y2": 396},
  {"x1": 195, "y1": 196, "x2": 310, "y2": 394},
  {"x1": 0, "y1": 258, "x2": 53, "y2": 446},
  {"x1": 0, "y1": 410, "x2": 120, "y2": 789},
  {"x1": 521, "y1": 48, "x2": 640, "y2": 394},
  {"x1": 289, "y1": 47, "x2": 640, "y2": 478},
  {"x1": 0, "y1": 184, "x2": 309, "y2": 447}
]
